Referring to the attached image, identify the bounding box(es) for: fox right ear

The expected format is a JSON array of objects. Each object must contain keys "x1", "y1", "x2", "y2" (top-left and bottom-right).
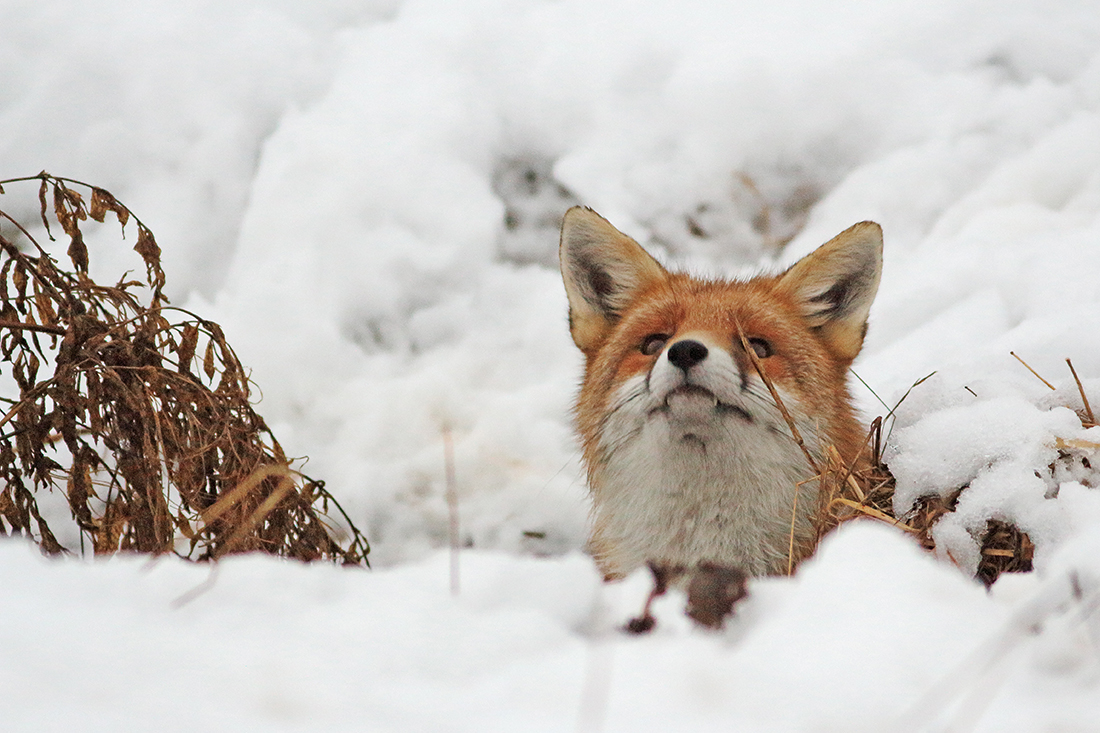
[
  {"x1": 777, "y1": 220, "x2": 883, "y2": 362},
  {"x1": 559, "y1": 207, "x2": 668, "y2": 352}
]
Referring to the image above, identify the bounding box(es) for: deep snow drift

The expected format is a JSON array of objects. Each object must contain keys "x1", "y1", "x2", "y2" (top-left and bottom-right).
[{"x1": 2, "y1": 0, "x2": 1100, "y2": 729}]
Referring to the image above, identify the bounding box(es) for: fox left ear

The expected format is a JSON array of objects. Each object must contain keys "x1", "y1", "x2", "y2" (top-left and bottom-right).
[
  {"x1": 559, "y1": 207, "x2": 669, "y2": 352},
  {"x1": 777, "y1": 221, "x2": 883, "y2": 362}
]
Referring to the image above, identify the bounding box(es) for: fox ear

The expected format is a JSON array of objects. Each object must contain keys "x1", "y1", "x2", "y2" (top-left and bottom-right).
[
  {"x1": 559, "y1": 207, "x2": 668, "y2": 352},
  {"x1": 778, "y1": 221, "x2": 883, "y2": 362}
]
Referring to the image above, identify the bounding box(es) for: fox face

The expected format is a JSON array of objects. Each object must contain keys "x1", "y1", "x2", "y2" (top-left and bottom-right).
[{"x1": 560, "y1": 207, "x2": 882, "y2": 579}]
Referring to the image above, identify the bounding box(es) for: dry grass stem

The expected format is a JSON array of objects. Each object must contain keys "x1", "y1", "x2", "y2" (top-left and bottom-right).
[
  {"x1": 786, "y1": 477, "x2": 800, "y2": 575},
  {"x1": 735, "y1": 324, "x2": 819, "y2": 574},
  {"x1": 443, "y1": 423, "x2": 460, "y2": 595},
  {"x1": 736, "y1": 325, "x2": 820, "y2": 474},
  {"x1": 1011, "y1": 351, "x2": 1055, "y2": 390},
  {"x1": 1066, "y1": 358, "x2": 1095, "y2": 426},
  {"x1": 1056, "y1": 437, "x2": 1100, "y2": 451}
]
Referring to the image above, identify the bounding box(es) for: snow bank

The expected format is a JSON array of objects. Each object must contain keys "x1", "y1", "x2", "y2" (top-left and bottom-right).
[
  {"x1": 0, "y1": 0, "x2": 398, "y2": 295},
  {"x1": 3, "y1": 0, "x2": 1100, "y2": 728},
  {"x1": 887, "y1": 382, "x2": 1100, "y2": 575},
  {"x1": 5, "y1": 0, "x2": 1099, "y2": 567},
  {"x1": 187, "y1": 0, "x2": 1100, "y2": 567},
  {"x1": 3, "y1": 523, "x2": 1098, "y2": 731}
]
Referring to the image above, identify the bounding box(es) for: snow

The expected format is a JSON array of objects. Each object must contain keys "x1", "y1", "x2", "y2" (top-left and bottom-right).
[
  {"x1": 3, "y1": 523, "x2": 1097, "y2": 731},
  {"x1": 3, "y1": 0, "x2": 1100, "y2": 729}
]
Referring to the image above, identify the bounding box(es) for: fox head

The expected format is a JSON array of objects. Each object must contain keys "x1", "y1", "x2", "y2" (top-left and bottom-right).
[{"x1": 559, "y1": 207, "x2": 882, "y2": 578}]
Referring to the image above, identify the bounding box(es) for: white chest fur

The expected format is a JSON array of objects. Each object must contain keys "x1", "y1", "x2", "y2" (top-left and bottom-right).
[{"x1": 589, "y1": 338, "x2": 820, "y2": 576}]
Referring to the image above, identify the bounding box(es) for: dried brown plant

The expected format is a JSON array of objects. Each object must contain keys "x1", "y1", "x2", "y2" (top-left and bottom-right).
[
  {"x1": 812, "y1": 367, "x2": 1068, "y2": 587},
  {"x1": 0, "y1": 172, "x2": 368, "y2": 564},
  {"x1": 738, "y1": 346, "x2": 1046, "y2": 587}
]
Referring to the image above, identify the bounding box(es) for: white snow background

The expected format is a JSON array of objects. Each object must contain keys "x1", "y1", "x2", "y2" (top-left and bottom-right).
[{"x1": 3, "y1": 0, "x2": 1100, "y2": 730}]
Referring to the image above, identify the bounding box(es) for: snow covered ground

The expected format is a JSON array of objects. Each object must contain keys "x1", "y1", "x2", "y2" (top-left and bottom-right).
[{"x1": 3, "y1": 0, "x2": 1100, "y2": 729}]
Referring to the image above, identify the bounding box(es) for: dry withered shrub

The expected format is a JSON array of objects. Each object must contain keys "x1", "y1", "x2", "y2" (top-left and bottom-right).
[
  {"x1": 0, "y1": 172, "x2": 369, "y2": 564},
  {"x1": 975, "y1": 520, "x2": 1034, "y2": 586},
  {"x1": 813, "y1": 419, "x2": 908, "y2": 542},
  {"x1": 811, "y1": 358, "x2": 1100, "y2": 587},
  {"x1": 814, "y1": 427, "x2": 1044, "y2": 587},
  {"x1": 812, "y1": 408, "x2": 1038, "y2": 587},
  {"x1": 733, "y1": 350, "x2": 1046, "y2": 587}
]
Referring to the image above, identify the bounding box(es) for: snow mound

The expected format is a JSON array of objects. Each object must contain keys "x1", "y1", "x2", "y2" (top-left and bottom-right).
[{"x1": 2, "y1": 0, "x2": 1100, "y2": 728}]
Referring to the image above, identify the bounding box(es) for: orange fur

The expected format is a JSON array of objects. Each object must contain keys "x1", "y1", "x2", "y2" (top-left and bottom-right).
[{"x1": 560, "y1": 208, "x2": 882, "y2": 578}]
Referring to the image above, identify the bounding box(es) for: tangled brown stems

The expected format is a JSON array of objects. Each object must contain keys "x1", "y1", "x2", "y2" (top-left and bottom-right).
[{"x1": 0, "y1": 172, "x2": 369, "y2": 564}]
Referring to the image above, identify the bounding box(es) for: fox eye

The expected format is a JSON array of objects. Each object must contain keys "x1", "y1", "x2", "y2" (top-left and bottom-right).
[
  {"x1": 640, "y1": 333, "x2": 669, "y2": 356},
  {"x1": 747, "y1": 337, "x2": 773, "y2": 359}
]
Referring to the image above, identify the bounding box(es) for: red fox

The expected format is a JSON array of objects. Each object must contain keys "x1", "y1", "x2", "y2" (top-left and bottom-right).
[{"x1": 559, "y1": 207, "x2": 882, "y2": 579}]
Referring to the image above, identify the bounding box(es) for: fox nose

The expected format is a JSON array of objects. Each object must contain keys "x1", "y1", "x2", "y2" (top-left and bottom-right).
[{"x1": 667, "y1": 339, "x2": 708, "y2": 371}]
